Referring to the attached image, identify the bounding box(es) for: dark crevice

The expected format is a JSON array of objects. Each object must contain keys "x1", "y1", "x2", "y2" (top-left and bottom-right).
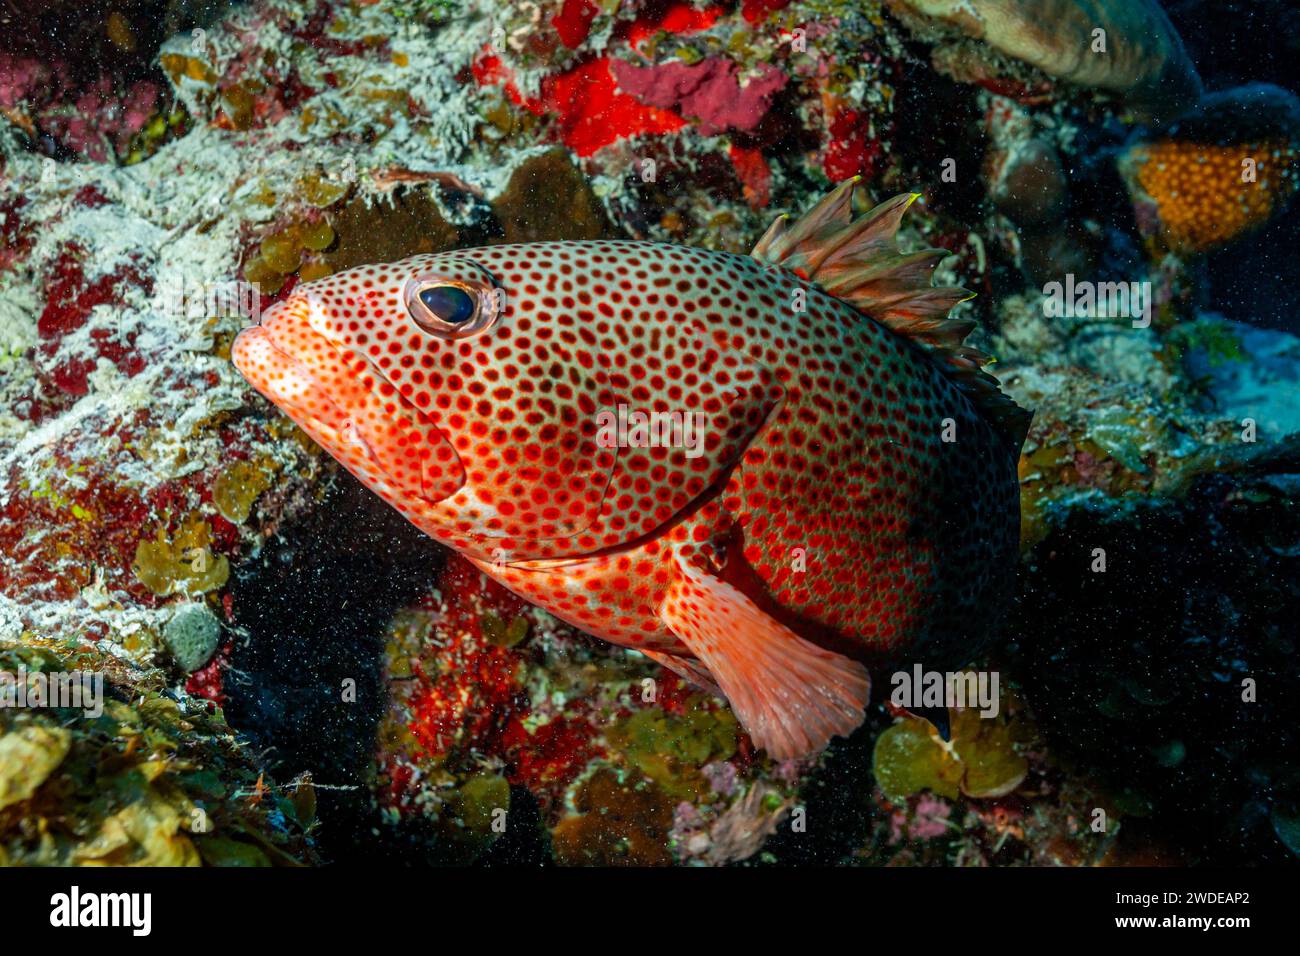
[{"x1": 224, "y1": 466, "x2": 445, "y2": 864}]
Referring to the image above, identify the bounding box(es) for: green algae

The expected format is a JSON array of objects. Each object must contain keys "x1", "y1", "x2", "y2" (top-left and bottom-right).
[
  {"x1": 0, "y1": 643, "x2": 315, "y2": 867},
  {"x1": 873, "y1": 700, "x2": 1029, "y2": 804},
  {"x1": 607, "y1": 705, "x2": 738, "y2": 801}
]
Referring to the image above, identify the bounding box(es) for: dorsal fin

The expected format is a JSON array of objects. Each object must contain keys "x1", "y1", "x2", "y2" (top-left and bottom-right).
[{"x1": 751, "y1": 180, "x2": 1032, "y2": 453}]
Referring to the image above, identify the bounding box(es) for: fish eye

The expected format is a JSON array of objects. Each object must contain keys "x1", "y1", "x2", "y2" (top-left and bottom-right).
[
  {"x1": 420, "y1": 285, "x2": 476, "y2": 325},
  {"x1": 403, "y1": 277, "x2": 499, "y2": 338}
]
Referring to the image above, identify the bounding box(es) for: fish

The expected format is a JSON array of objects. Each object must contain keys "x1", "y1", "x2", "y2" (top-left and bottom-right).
[{"x1": 231, "y1": 179, "x2": 1031, "y2": 761}]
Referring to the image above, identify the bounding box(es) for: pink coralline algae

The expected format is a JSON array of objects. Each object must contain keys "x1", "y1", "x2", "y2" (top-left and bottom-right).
[
  {"x1": 0, "y1": 54, "x2": 159, "y2": 162},
  {"x1": 37, "y1": 243, "x2": 152, "y2": 397},
  {"x1": 0, "y1": 53, "x2": 52, "y2": 110},
  {"x1": 890, "y1": 794, "x2": 953, "y2": 843},
  {"x1": 910, "y1": 795, "x2": 953, "y2": 840},
  {"x1": 610, "y1": 57, "x2": 787, "y2": 136},
  {"x1": 55, "y1": 79, "x2": 160, "y2": 162}
]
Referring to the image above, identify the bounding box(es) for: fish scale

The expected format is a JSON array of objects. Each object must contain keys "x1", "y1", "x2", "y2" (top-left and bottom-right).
[{"x1": 232, "y1": 181, "x2": 1029, "y2": 760}]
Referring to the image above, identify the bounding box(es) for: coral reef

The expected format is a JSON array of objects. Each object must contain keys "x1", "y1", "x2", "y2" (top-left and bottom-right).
[
  {"x1": 0, "y1": 0, "x2": 1296, "y2": 867},
  {"x1": 0, "y1": 640, "x2": 316, "y2": 865},
  {"x1": 886, "y1": 0, "x2": 1202, "y2": 121},
  {"x1": 371, "y1": 555, "x2": 804, "y2": 865}
]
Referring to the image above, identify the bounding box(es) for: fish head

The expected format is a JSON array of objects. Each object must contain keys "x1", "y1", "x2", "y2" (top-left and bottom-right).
[
  {"x1": 232, "y1": 244, "x2": 782, "y2": 561},
  {"x1": 231, "y1": 249, "x2": 624, "y2": 560}
]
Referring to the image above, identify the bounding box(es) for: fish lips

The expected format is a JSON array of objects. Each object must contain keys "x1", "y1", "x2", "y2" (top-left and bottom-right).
[
  {"x1": 232, "y1": 301, "x2": 466, "y2": 506},
  {"x1": 231, "y1": 322, "x2": 383, "y2": 472}
]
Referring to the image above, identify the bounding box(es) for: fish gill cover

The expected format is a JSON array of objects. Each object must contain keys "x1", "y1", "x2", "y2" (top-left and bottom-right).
[{"x1": 0, "y1": 0, "x2": 1295, "y2": 876}]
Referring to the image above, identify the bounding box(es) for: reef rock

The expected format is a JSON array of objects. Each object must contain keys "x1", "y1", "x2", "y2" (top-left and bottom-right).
[
  {"x1": 0, "y1": 0, "x2": 1297, "y2": 867},
  {"x1": 887, "y1": 0, "x2": 1202, "y2": 122}
]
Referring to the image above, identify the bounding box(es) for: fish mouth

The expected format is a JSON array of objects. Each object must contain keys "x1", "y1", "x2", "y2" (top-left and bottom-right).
[
  {"x1": 231, "y1": 320, "x2": 377, "y2": 462},
  {"x1": 232, "y1": 297, "x2": 465, "y2": 503}
]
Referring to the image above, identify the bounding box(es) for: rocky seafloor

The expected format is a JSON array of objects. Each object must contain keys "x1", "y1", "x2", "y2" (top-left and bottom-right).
[{"x1": 0, "y1": 0, "x2": 1297, "y2": 866}]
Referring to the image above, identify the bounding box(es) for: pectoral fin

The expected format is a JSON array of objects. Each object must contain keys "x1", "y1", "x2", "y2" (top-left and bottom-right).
[
  {"x1": 642, "y1": 649, "x2": 724, "y2": 699},
  {"x1": 657, "y1": 554, "x2": 870, "y2": 760}
]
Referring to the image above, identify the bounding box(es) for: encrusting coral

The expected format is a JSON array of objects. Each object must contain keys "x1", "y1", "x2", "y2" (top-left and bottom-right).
[{"x1": 1119, "y1": 84, "x2": 1300, "y2": 255}]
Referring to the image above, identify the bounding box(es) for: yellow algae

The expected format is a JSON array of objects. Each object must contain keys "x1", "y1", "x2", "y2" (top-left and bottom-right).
[
  {"x1": 607, "y1": 705, "x2": 737, "y2": 801},
  {"x1": 952, "y1": 707, "x2": 1030, "y2": 799},
  {"x1": 185, "y1": 59, "x2": 215, "y2": 83},
  {"x1": 299, "y1": 173, "x2": 349, "y2": 208},
  {"x1": 299, "y1": 220, "x2": 336, "y2": 251},
  {"x1": 0, "y1": 644, "x2": 316, "y2": 866},
  {"x1": 0, "y1": 725, "x2": 71, "y2": 811},
  {"x1": 74, "y1": 794, "x2": 201, "y2": 866},
  {"x1": 161, "y1": 53, "x2": 217, "y2": 86},
  {"x1": 195, "y1": 836, "x2": 271, "y2": 866},
  {"x1": 106, "y1": 11, "x2": 137, "y2": 53},
  {"x1": 552, "y1": 769, "x2": 673, "y2": 866},
  {"x1": 250, "y1": 213, "x2": 338, "y2": 289},
  {"x1": 213, "y1": 459, "x2": 275, "y2": 524},
  {"x1": 873, "y1": 692, "x2": 1029, "y2": 803},
  {"x1": 259, "y1": 231, "x2": 302, "y2": 274},
  {"x1": 252, "y1": 183, "x2": 278, "y2": 207},
  {"x1": 219, "y1": 81, "x2": 260, "y2": 130},
  {"x1": 873, "y1": 718, "x2": 963, "y2": 802},
  {"x1": 297, "y1": 260, "x2": 333, "y2": 282},
  {"x1": 482, "y1": 97, "x2": 516, "y2": 134},
  {"x1": 481, "y1": 611, "x2": 530, "y2": 648},
  {"x1": 359, "y1": 87, "x2": 412, "y2": 115},
  {"x1": 132, "y1": 518, "x2": 230, "y2": 597},
  {"x1": 243, "y1": 257, "x2": 284, "y2": 296}
]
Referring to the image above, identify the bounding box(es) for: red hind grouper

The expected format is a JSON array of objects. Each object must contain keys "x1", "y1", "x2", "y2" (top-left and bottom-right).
[{"x1": 231, "y1": 180, "x2": 1031, "y2": 760}]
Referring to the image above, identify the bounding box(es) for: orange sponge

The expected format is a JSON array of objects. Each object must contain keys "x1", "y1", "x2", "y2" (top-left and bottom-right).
[
  {"x1": 1123, "y1": 139, "x2": 1297, "y2": 253},
  {"x1": 1120, "y1": 84, "x2": 1300, "y2": 255}
]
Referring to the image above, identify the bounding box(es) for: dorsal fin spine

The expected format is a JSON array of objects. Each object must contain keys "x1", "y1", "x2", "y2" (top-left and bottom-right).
[{"x1": 751, "y1": 184, "x2": 1032, "y2": 452}]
